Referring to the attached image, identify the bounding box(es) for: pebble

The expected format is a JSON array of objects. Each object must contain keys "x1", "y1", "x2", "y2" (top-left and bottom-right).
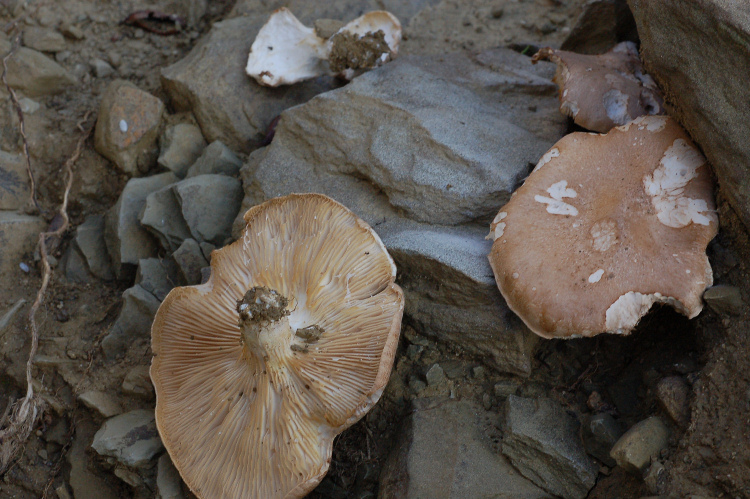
[
  {"x1": 655, "y1": 376, "x2": 690, "y2": 427},
  {"x1": 610, "y1": 416, "x2": 670, "y2": 474},
  {"x1": 0, "y1": 38, "x2": 76, "y2": 97},
  {"x1": 581, "y1": 413, "x2": 623, "y2": 467},
  {"x1": 101, "y1": 285, "x2": 161, "y2": 359},
  {"x1": 703, "y1": 285, "x2": 744, "y2": 316},
  {"x1": 78, "y1": 390, "x2": 122, "y2": 418},
  {"x1": 173, "y1": 238, "x2": 209, "y2": 285},
  {"x1": 173, "y1": 174, "x2": 243, "y2": 246},
  {"x1": 22, "y1": 27, "x2": 66, "y2": 53},
  {"x1": 122, "y1": 365, "x2": 155, "y2": 400},
  {"x1": 157, "y1": 454, "x2": 186, "y2": 499},
  {"x1": 158, "y1": 123, "x2": 207, "y2": 178},
  {"x1": 91, "y1": 409, "x2": 164, "y2": 468},
  {"x1": 186, "y1": 140, "x2": 243, "y2": 178}
]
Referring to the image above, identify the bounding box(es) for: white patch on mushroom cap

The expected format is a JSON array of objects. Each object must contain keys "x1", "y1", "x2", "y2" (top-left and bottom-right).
[
  {"x1": 605, "y1": 291, "x2": 684, "y2": 334},
  {"x1": 493, "y1": 211, "x2": 507, "y2": 224},
  {"x1": 602, "y1": 89, "x2": 632, "y2": 125},
  {"x1": 246, "y1": 8, "x2": 329, "y2": 86},
  {"x1": 588, "y1": 269, "x2": 605, "y2": 283},
  {"x1": 591, "y1": 219, "x2": 618, "y2": 252},
  {"x1": 618, "y1": 115, "x2": 668, "y2": 133},
  {"x1": 535, "y1": 180, "x2": 579, "y2": 216},
  {"x1": 560, "y1": 100, "x2": 580, "y2": 119},
  {"x1": 532, "y1": 148, "x2": 560, "y2": 172},
  {"x1": 643, "y1": 138, "x2": 714, "y2": 228},
  {"x1": 486, "y1": 212, "x2": 507, "y2": 241}
]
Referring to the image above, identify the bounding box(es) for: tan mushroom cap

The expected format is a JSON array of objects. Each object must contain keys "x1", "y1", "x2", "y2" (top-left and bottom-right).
[
  {"x1": 151, "y1": 193, "x2": 404, "y2": 498},
  {"x1": 488, "y1": 116, "x2": 717, "y2": 339},
  {"x1": 532, "y1": 41, "x2": 665, "y2": 133}
]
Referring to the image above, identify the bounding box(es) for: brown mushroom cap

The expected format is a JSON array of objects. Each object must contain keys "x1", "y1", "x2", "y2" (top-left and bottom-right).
[
  {"x1": 532, "y1": 41, "x2": 665, "y2": 133},
  {"x1": 151, "y1": 193, "x2": 404, "y2": 498},
  {"x1": 488, "y1": 116, "x2": 717, "y2": 339}
]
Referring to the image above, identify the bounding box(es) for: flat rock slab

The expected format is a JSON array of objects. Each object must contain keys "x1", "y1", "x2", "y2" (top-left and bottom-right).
[
  {"x1": 186, "y1": 140, "x2": 242, "y2": 178},
  {"x1": 0, "y1": 211, "x2": 45, "y2": 277},
  {"x1": 75, "y1": 214, "x2": 114, "y2": 280},
  {"x1": 158, "y1": 123, "x2": 207, "y2": 178},
  {"x1": 102, "y1": 284, "x2": 161, "y2": 359},
  {"x1": 379, "y1": 399, "x2": 550, "y2": 499},
  {"x1": 0, "y1": 151, "x2": 30, "y2": 210},
  {"x1": 503, "y1": 395, "x2": 597, "y2": 499},
  {"x1": 628, "y1": 0, "x2": 750, "y2": 229},
  {"x1": 141, "y1": 184, "x2": 192, "y2": 253},
  {"x1": 91, "y1": 409, "x2": 163, "y2": 468},
  {"x1": 0, "y1": 38, "x2": 76, "y2": 97},
  {"x1": 173, "y1": 174, "x2": 243, "y2": 246}
]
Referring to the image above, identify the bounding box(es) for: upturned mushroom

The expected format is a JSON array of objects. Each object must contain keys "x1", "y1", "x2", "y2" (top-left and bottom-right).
[
  {"x1": 532, "y1": 41, "x2": 665, "y2": 133},
  {"x1": 245, "y1": 8, "x2": 401, "y2": 86},
  {"x1": 488, "y1": 115, "x2": 717, "y2": 339},
  {"x1": 151, "y1": 193, "x2": 404, "y2": 498}
]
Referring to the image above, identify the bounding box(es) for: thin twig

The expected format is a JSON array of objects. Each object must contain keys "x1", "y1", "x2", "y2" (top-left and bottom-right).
[{"x1": 1, "y1": 33, "x2": 39, "y2": 213}]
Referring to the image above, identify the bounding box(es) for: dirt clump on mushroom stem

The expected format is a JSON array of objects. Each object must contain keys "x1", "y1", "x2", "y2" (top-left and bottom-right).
[{"x1": 328, "y1": 30, "x2": 392, "y2": 73}]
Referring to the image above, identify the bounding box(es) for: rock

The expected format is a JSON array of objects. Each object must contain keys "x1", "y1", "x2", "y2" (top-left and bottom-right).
[
  {"x1": 186, "y1": 140, "x2": 242, "y2": 178},
  {"x1": 91, "y1": 409, "x2": 164, "y2": 468},
  {"x1": 122, "y1": 365, "x2": 155, "y2": 400},
  {"x1": 78, "y1": 390, "x2": 122, "y2": 418},
  {"x1": 703, "y1": 285, "x2": 744, "y2": 316},
  {"x1": 60, "y1": 23, "x2": 85, "y2": 41},
  {"x1": 173, "y1": 174, "x2": 243, "y2": 245},
  {"x1": 502, "y1": 395, "x2": 598, "y2": 499},
  {"x1": 0, "y1": 151, "x2": 30, "y2": 210},
  {"x1": 419, "y1": 364, "x2": 450, "y2": 398},
  {"x1": 172, "y1": 238, "x2": 209, "y2": 285},
  {"x1": 68, "y1": 421, "x2": 120, "y2": 499},
  {"x1": 157, "y1": 454, "x2": 186, "y2": 499},
  {"x1": 104, "y1": 172, "x2": 178, "y2": 279},
  {"x1": 0, "y1": 211, "x2": 45, "y2": 277},
  {"x1": 494, "y1": 379, "x2": 521, "y2": 399},
  {"x1": 643, "y1": 460, "x2": 667, "y2": 495},
  {"x1": 94, "y1": 79, "x2": 165, "y2": 176},
  {"x1": 91, "y1": 58, "x2": 114, "y2": 78},
  {"x1": 136, "y1": 257, "x2": 181, "y2": 301},
  {"x1": 158, "y1": 123, "x2": 207, "y2": 178},
  {"x1": 114, "y1": 466, "x2": 143, "y2": 487},
  {"x1": 102, "y1": 285, "x2": 161, "y2": 359},
  {"x1": 61, "y1": 243, "x2": 92, "y2": 283},
  {"x1": 628, "y1": 1, "x2": 750, "y2": 229},
  {"x1": 0, "y1": 38, "x2": 76, "y2": 97},
  {"x1": 161, "y1": 15, "x2": 339, "y2": 153},
  {"x1": 581, "y1": 413, "x2": 623, "y2": 467},
  {"x1": 379, "y1": 399, "x2": 549, "y2": 499},
  {"x1": 140, "y1": 184, "x2": 192, "y2": 253},
  {"x1": 610, "y1": 416, "x2": 670, "y2": 474},
  {"x1": 75, "y1": 214, "x2": 115, "y2": 280},
  {"x1": 199, "y1": 241, "x2": 216, "y2": 261},
  {"x1": 655, "y1": 376, "x2": 690, "y2": 427},
  {"x1": 22, "y1": 26, "x2": 66, "y2": 53},
  {"x1": 561, "y1": 0, "x2": 637, "y2": 54}
]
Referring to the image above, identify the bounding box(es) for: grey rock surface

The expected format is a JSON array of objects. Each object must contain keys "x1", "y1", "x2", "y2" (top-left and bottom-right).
[
  {"x1": 91, "y1": 409, "x2": 164, "y2": 468},
  {"x1": 502, "y1": 395, "x2": 597, "y2": 499},
  {"x1": 186, "y1": 140, "x2": 242, "y2": 178},
  {"x1": 173, "y1": 238, "x2": 209, "y2": 285},
  {"x1": 136, "y1": 257, "x2": 181, "y2": 302},
  {"x1": 61, "y1": 243, "x2": 92, "y2": 283},
  {"x1": 22, "y1": 27, "x2": 66, "y2": 53},
  {"x1": 379, "y1": 398, "x2": 550, "y2": 499},
  {"x1": 102, "y1": 285, "x2": 161, "y2": 359},
  {"x1": 157, "y1": 454, "x2": 186, "y2": 499},
  {"x1": 140, "y1": 184, "x2": 191, "y2": 253},
  {"x1": 561, "y1": 0, "x2": 637, "y2": 54},
  {"x1": 94, "y1": 79, "x2": 165, "y2": 176},
  {"x1": 703, "y1": 285, "x2": 744, "y2": 316},
  {"x1": 655, "y1": 376, "x2": 690, "y2": 428},
  {"x1": 78, "y1": 390, "x2": 122, "y2": 418},
  {"x1": 0, "y1": 211, "x2": 46, "y2": 278},
  {"x1": 610, "y1": 416, "x2": 670, "y2": 474},
  {"x1": 628, "y1": 0, "x2": 750, "y2": 229},
  {"x1": 174, "y1": 174, "x2": 243, "y2": 246},
  {"x1": 105, "y1": 172, "x2": 178, "y2": 279},
  {"x1": 75, "y1": 214, "x2": 114, "y2": 280},
  {"x1": 122, "y1": 365, "x2": 155, "y2": 400},
  {"x1": 0, "y1": 151, "x2": 30, "y2": 210},
  {"x1": 0, "y1": 38, "x2": 76, "y2": 97},
  {"x1": 581, "y1": 413, "x2": 623, "y2": 467},
  {"x1": 158, "y1": 123, "x2": 207, "y2": 178}
]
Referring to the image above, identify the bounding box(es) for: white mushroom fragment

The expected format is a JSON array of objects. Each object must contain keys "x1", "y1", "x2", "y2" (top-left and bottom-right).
[
  {"x1": 532, "y1": 41, "x2": 665, "y2": 133},
  {"x1": 246, "y1": 8, "x2": 401, "y2": 86},
  {"x1": 488, "y1": 116, "x2": 717, "y2": 339},
  {"x1": 151, "y1": 193, "x2": 404, "y2": 498}
]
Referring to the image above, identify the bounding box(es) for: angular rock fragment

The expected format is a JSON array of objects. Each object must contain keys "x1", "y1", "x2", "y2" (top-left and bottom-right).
[
  {"x1": 186, "y1": 140, "x2": 242, "y2": 178},
  {"x1": 173, "y1": 174, "x2": 243, "y2": 246},
  {"x1": 22, "y1": 27, "x2": 67, "y2": 53},
  {"x1": 171, "y1": 238, "x2": 208, "y2": 285},
  {"x1": 78, "y1": 390, "x2": 122, "y2": 418},
  {"x1": 122, "y1": 365, "x2": 155, "y2": 400},
  {"x1": 0, "y1": 38, "x2": 76, "y2": 97},
  {"x1": 158, "y1": 123, "x2": 207, "y2": 178},
  {"x1": 140, "y1": 185, "x2": 191, "y2": 253},
  {"x1": 75, "y1": 214, "x2": 114, "y2": 280},
  {"x1": 610, "y1": 416, "x2": 669, "y2": 474},
  {"x1": 136, "y1": 257, "x2": 181, "y2": 302},
  {"x1": 101, "y1": 285, "x2": 161, "y2": 359},
  {"x1": 91, "y1": 409, "x2": 164, "y2": 468}
]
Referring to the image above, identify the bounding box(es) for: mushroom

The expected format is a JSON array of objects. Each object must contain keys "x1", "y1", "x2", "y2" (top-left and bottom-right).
[
  {"x1": 151, "y1": 193, "x2": 404, "y2": 498},
  {"x1": 532, "y1": 41, "x2": 665, "y2": 133},
  {"x1": 246, "y1": 8, "x2": 401, "y2": 86},
  {"x1": 487, "y1": 115, "x2": 717, "y2": 339}
]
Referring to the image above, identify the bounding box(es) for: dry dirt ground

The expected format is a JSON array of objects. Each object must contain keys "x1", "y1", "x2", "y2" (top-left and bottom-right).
[{"x1": 1, "y1": 0, "x2": 749, "y2": 498}]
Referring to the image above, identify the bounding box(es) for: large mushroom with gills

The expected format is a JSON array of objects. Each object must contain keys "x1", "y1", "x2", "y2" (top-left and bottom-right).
[
  {"x1": 150, "y1": 193, "x2": 404, "y2": 498},
  {"x1": 487, "y1": 115, "x2": 717, "y2": 339}
]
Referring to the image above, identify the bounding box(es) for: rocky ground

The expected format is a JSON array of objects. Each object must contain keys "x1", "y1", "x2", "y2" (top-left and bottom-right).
[{"x1": 0, "y1": 0, "x2": 749, "y2": 498}]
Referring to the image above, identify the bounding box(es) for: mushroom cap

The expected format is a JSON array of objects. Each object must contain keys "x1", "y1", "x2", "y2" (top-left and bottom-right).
[
  {"x1": 533, "y1": 41, "x2": 665, "y2": 133},
  {"x1": 488, "y1": 116, "x2": 717, "y2": 339},
  {"x1": 151, "y1": 193, "x2": 404, "y2": 498}
]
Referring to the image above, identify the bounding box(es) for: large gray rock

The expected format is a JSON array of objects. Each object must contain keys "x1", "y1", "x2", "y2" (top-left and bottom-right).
[
  {"x1": 161, "y1": 15, "x2": 339, "y2": 153},
  {"x1": 75, "y1": 214, "x2": 114, "y2": 280},
  {"x1": 140, "y1": 184, "x2": 191, "y2": 253},
  {"x1": 105, "y1": 172, "x2": 178, "y2": 279},
  {"x1": 628, "y1": 0, "x2": 750, "y2": 229},
  {"x1": 379, "y1": 399, "x2": 550, "y2": 499},
  {"x1": 0, "y1": 38, "x2": 76, "y2": 97},
  {"x1": 0, "y1": 151, "x2": 30, "y2": 210},
  {"x1": 173, "y1": 174, "x2": 243, "y2": 246},
  {"x1": 102, "y1": 285, "x2": 161, "y2": 359},
  {"x1": 502, "y1": 395, "x2": 598, "y2": 499},
  {"x1": 91, "y1": 409, "x2": 163, "y2": 468},
  {"x1": 186, "y1": 140, "x2": 242, "y2": 178},
  {"x1": 158, "y1": 123, "x2": 207, "y2": 178}
]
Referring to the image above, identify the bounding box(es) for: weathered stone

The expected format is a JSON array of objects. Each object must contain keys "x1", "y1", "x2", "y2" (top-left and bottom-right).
[
  {"x1": 140, "y1": 184, "x2": 191, "y2": 253},
  {"x1": 199, "y1": 241, "x2": 216, "y2": 261},
  {"x1": 419, "y1": 364, "x2": 450, "y2": 398},
  {"x1": 102, "y1": 285, "x2": 161, "y2": 359},
  {"x1": 136, "y1": 257, "x2": 181, "y2": 301},
  {"x1": 161, "y1": 15, "x2": 339, "y2": 153},
  {"x1": 561, "y1": 0, "x2": 637, "y2": 54},
  {"x1": 104, "y1": 172, "x2": 178, "y2": 279},
  {"x1": 610, "y1": 416, "x2": 670, "y2": 474},
  {"x1": 0, "y1": 38, "x2": 76, "y2": 97},
  {"x1": 91, "y1": 58, "x2": 114, "y2": 78},
  {"x1": 94, "y1": 79, "x2": 165, "y2": 176},
  {"x1": 0, "y1": 151, "x2": 30, "y2": 209},
  {"x1": 0, "y1": 211, "x2": 45, "y2": 277},
  {"x1": 172, "y1": 238, "x2": 208, "y2": 285},
  {"x1": 379, "y1": 399, "x2": 549, "y2": 499},
  {"x1": 122, "y1": 365, "x2": 155, "y2": 400},
  {"x1": 158, "y1": 123, "x2": 207, "y2": 178},
  {"x1": 703, "y1": 285, "x2": 744, "y2": 316},
  {"x1": 114, "y1": 466, "x2": 143, "y2": 487},
  {"x1": 91, "y1": 409, "x2": 164, "y2": 468},
  {"x1": 628, "y1": 0, "x2": 750, "y2": 229},
  {"x1": 61, "y1": 243, "x2": 92, "y2": 283},
  {"x1": 157, "y1": 454, "x2": 186, "y2": 499},
  {"x1": 581, "y1": 413, "x2": 623, "y2": 467},
  {"x1": 75, "y1": 214, "x2": 114, "y2": 280},
  {"x1": 655, "y1": 376, "x2": 690, "y2": 428},
  {"x1": 503, "y1": 395, "x2": 598, "y2": 499},
  {"x1": 78, "y1": 390, "x2": 122, "y2": 418},
  {"x1": 173, "y1": 174, "x2": 243, "y2": 245},
  {"x1": 186, "y1": 140, "x2": 242, "y2": 178},
  {"x1": 22, "y1": 26, "x2": 66, "y2": 53}
]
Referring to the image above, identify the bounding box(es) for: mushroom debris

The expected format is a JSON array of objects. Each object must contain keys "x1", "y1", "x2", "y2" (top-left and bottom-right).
[
  {"x1": 532, "y1": 41, "x2": 665, "y2": 133},
  {"x1": 245, "y1": 8, "x2": 401, "y2": 86},
  {"x1": 150, "y1": 193, "x2": 404, "y2": 498},
  {"x1": 487, "y1": 115, "x2": 717, "y2": 339}
]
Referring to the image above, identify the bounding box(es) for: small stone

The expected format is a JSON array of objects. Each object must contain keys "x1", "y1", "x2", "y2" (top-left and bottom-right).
[
  {"x1": 136, "y1": 257, "x2": 181, "y2": 301},
  {"x1": 482, "y1": 392, "x2": 492, "y2": 410},
  {"x1": 199, "y1": 241, "x2": 215, "y2": 262},
  {"x1": 0, "y1": 212, "x2": 46, "y2": 278},
  {"x1": 43, "y1": 417, "x2": 70, "y2": 446},
  {"x1": 22, "y1": 27, "x2": 66, "y2": 53},
  {"x1": 114, "y1": 465, "x2": 144, "y2": 487},
  {"x1": 75, "y1": 214, "x2": 114, "y2": 280},
  {"x1": 425, "y1": 364, "x2": 446, "y2": 387},
  {"x1": 37, "y1": 448, "x2": 48, "y2": 460},
  {"x1": 55, "y1": 484, "x2": 73, "y2": 499},
  {"x1": 0, "y1": 38, "x2": 76, "y2": 97},
  {"x1": 140, "y1": 184, "x2": 192, "y2": 253},
  {"x1": 406, "y1": 344, "x2": 424, "y2": 361},
  {"x1": 493, "y1": 379, "x2": 520, "y2": 399},
  {"x1": 0, "y1": 150, "x2": 31, "y2": 210},
  {"x1": 101, "y1": 285, "x2": 161, "y2": 359},
  {"x1": 581, "y1": 413, "x2": 623, "y2": 467},
  {"x1": 78, "y1": 390, "x2": 122, "y2": 418},
  {"x1": 107, "y1": 50, "x2": 122, "y2": 68},
  {"x1": 186, "y1": 140, "x2": 242, "y2": 178},
  {"x1": 174, "y1": 174, "x2": 243, "y2": 245},
  {"x1": 703, "y1": 285, "x2": 744, "y2": 316},
  {"x1": 61, "y1": 243, "x2": 92, "y2": 283},
  {"x1": 122, "y1": 365, "x2": 155, "y2": 400},
  {"x1": 60, "y1": 23, "x2": 85, "y2": 40},
  {"x1": 314, "y1": 18, "x2": 345, "y2": 39},
  {"x1": 91, "y1": 409, "x2": 164, "y2": 468},
  {"x1": 18, "y1": 97, "x2": 40, "y2": 114},
  {"x1": 655, "y1": 376, "x2": 690, "y2": 427},
  {"x1": 610, "y1": 416, "x2": 670, "y2": 474},
  {"x1": 158, "y1": 124, "x2": 207, "y2": 178},
  {"x1": 643, "y1": 460, "x2": 667, "y2": 495},
  {"x1": 173, "y1": 238, "x2": 209, "y2": 285},
  {"x1": 472, "y1": 365, "x2": 486, "y2": 379},
  {"x1": 200, "y1": 266, "x2": 211, "y2": 284},
  {"x1": 157, "y1": 454, "x2": 186, "y2": 499},
  {"x1": 91, "y1": 58, "x2": 114, "y2": 77}
]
